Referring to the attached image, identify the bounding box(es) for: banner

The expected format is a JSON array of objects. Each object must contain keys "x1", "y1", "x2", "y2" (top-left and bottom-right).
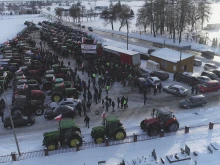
[{"x1": 81, "y1": 44, "x2": 97, "y2": 54}]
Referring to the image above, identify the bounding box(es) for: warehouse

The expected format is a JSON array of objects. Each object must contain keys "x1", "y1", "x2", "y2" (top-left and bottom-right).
[{"x1": 149, "y1": 48, "x2": 195, "y2": 73}]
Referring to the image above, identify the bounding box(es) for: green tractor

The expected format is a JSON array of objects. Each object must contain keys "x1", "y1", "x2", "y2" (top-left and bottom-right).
[
  {"x1": 91, "y1": 116, "x2": 126, "y2": 144},
  {"x1": 42, "y1": 119, "x2": 83, "y2": 151}
]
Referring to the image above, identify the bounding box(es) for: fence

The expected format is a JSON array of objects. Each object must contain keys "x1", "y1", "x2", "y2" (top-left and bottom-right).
[{"x1": 0, "y1": 122, "x2": 218, "y2": 164}]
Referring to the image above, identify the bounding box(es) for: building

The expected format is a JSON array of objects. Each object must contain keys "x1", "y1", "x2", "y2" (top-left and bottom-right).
[{"x1": 149, "y1": 48, "x2": 195, "y2": 73}]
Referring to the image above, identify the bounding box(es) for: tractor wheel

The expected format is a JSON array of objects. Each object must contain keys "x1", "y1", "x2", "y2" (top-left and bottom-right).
[
  {"x1": 167, "y1": 121, "x2": 179, "y2": 132},
  {"x1": 147, "y1": 127, "x2": 159, "y2": 136},
  {"x1": 51, "y1": 92, "x2": 63, "y2": 102},
  {"x1": 113, "y1": 129, "x2": 126, "y2": 140},
  {"x1": 47, "y1": 142, "x2": 58, "y2": 151},
  {"x1": 94, "y1": 136, "x2": 104, "y2": 144},
  {"x1": 35, "y1": 108, "x2": 44, "y2": 116},
  {"x1": 43, "y1": 82, "x2": 52, "y2": 91},
  {"x1": 140, "y1": 120, "x2": 146, "y2": 131},
  {"x1": 11, "y1": 106, "x2": 24, "y2": 116},
  {"x1": 68, "y1": 135, "x2": 82, "y2": 148}
]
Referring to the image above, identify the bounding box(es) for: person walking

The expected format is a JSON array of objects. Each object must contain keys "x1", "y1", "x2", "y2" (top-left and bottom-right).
[
  {"x1": 106, "y1": 85, "x2": 109, "y2": 94},
  {"x1": 86, "y1": 101, "x2": 91, "y2": 111},
  {"x1": 121, "y1": 97, "x2": 124, "y2": 109},
  {"x1": 123, "y1": 99, "x2": 127, "y2": 109},
  {"x1": 83, "y1": 92, "x2": 86, "y2": 101},
  {"x1": 158, "y1": 83, "x2": 162, "y2": 93},
  {"x1": 83, "y1": 104, "x2": 87, "y2": 116},
  {"x1": 84, "y1": 115, "x2": 90, "y2": 128},
  {"x1": 191, "y1": 86, "x2": 195, "y2": 94},
  {"x1": 112, "y1": 101, "x2": 115, "y2": 112},
  {"x1": 0, "y1": 110, "x2": 4, "y2": 122},
  {"x1": 154, "y1": 85, "x2": 157, "y2": 96},
  {"x1": 195, "y1": 85, "x2": 198, "y2": 95},
  {"x1": 102, "y1": 99, "x2": 105, "y2": 108},
  {"x1": 117, "y1": 97, "x2": 120, "y2": 108},
  {"x1": 105, "y1": 101, "x2": 109, "y2": 112},
  {"x1": 108, "y1": 98, "x2": 112, "y2": 105}
]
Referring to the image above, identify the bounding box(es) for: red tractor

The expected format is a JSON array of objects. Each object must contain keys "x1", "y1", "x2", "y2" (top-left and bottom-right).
[{"x1": 140, "y1": 108, "x2": 179, "y2": 136}]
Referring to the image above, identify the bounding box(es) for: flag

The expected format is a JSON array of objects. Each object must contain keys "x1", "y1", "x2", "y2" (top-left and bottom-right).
[
  {"x1": 54, "y1": 114, "x2": 62, "y2": 121},
  {"x1": 60, "y1": 83, "x2": 65, "y2": 88},
  {"x1": 93, "y1": 39, "x2": 97, "y2": 44},
  {"x1": 16, "y1": 69, "x2": 23, "y2": 73},
  {"x1": 0, "y1": 65, "x2": 2, "y2": 70},
  {"x1": 52, "y1": 76, "x2": 56, "y2": 82},
  {"x1": 82, "y1": 37, "x2": 85, "y2": 44},
  {"x1": 22, "y1": 74, "x2": 25, "y2": 79},
  {"x1": 23, "y1": 84, "x2": 27, "y2": 89},
  {"x1": 102, "y1": 111, "x2": 106, "y2": 119}
]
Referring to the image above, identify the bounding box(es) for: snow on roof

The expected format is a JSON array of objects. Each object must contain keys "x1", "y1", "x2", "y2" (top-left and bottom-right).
[
  {"x1": 103, "y1": 45, "x2": 139, "y2": 56},
  {"x1": 151, "y1": 48, "x2": 194, "y2": 63}
]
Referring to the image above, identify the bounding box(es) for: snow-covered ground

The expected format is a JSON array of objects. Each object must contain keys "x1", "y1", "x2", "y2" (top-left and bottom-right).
[{"x1": 1, "y1": 6, "x2": 220, "y2": 165}]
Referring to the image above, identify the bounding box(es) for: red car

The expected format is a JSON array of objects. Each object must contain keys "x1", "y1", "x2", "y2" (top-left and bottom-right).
[{"x1": 198, "y1": 80, "x2": 220, "y2": 93}]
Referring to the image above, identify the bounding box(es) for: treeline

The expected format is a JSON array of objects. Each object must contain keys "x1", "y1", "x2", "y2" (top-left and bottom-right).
[{"x1": 136, "y1": 0, "x2": 211, "y2": 43}]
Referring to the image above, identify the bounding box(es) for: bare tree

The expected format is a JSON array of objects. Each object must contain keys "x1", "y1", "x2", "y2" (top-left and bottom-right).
[{"x1": 55, "y1": 7, "x2": 62, "y2": 21}]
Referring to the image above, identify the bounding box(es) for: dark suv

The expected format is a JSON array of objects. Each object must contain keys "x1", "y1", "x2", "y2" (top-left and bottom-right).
[
  {"x1": 179, "y1": 95, "x2": 207, "y2": 109},
  {"x1": 210, "y1": 69, "x2": 220, "y2": 78},
  {"x1": 174, "y1": 72, "x2": 199, "y2": 86},
  {"x1": 137, "y1": 77, "x2": 150, "y2": 92},
  {"x1": 201, "y1": 71, "x2": 220, "y2": 81},
  {"x1": 150, "y1": 71, "x2": 169, "y2": 80},
  {"x1": 4, "y1": 115, "x2": 35, "y2": 129}
]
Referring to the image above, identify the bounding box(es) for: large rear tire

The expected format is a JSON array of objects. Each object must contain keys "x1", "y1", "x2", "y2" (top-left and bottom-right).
[
  {"x1": 140, "y1": 120, "x2": 146, "y2": 131},
  {"x1": 113, "y1": 129, "x2": 126, "y2": 140},
  {"x1": 51, "y1": 92, "x2": 63, "y2": 102},
  {"x1": 68, "y1": 135, "x2": 82, "y2": 148},
  {"x1": 167, "y1": 121, "x2": 179, "y2": 132}
]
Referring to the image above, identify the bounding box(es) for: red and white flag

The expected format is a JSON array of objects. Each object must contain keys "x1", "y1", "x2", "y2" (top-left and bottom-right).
[
  {"x1": 54, "y1": 114, "x2": 62, "y2": 121},
  {"x1": 22, "y1": 74, "x2": 25, "y2": 79},
  {"x1": 52, "y1": 76, "x2": 56, "y2": 82},
  {"x1": 60, "y1": 83, "x2": 65, "y2": 88},
  {"x1": 17, "y1": 69, "x2": 23, "y2": 73},
  {"x1": 23, "y1": 84, "x2": 27, "y2": 89},
  {"x1": 102, "y1": 111, "x2": 106, "y2": 119}
]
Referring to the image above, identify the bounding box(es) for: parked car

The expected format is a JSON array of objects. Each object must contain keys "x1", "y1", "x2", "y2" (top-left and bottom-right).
[
  {"x1": 163, "y1": 85, "x2": 188, "y2": 96},
  {"x1": 140, "y1": 53, "x2": 149, "y2": 60},
  {"x1": 44, "y1": 105, "x2": 76, "y2": 120},
  {"x1": 201, "y1": 71, "x2": 220, "y2": 81},
  {"x1": 137, "y1": 68, "x2": 149, "y2": 79},
  {"x1": 198, "y1": 80, "x2": 220, "y2": 93},
  {"x1": 201, "y1": 50, "x2": 215, "y2": 59},
  {"x1": 50, "y1": 98, "x2": 81, "y2": 109},
  {"x1": 196, "y1": 76, "x2": 212, "y2": 84},
  {"x1": 150, "y1": 71, "x2": 169, "y2": 81},
  {"x1": 148, "y1": 49, "x2": 155, "y2": 55},
  {"x1": 137, "y1": 77, "x2": 150, "y2": 92},
  {"x1": 174, "y1": 72, "x2": 199, "y2": 86},
  {"x1": 194, "y1": 59, "x2": 202, "y2": 66},
  {"x1": 88, "y1": 27, "x2": 93, "y2": 31},
  {"x1": 81, "y1": 25, "x2": 85, "y2": 28},
  {"x1": 4, "y1": 115, "x2": 35, "y2": 129},
  {"x1": 204, "y1": 63, "x2": 218, "y2": 71},
  {"x1": 179, "y1": 95, "x2": 207, "y2": 109},
  {"x1": 146, "y1": 77, "x2": 161, "y2": 87},
  {"x1": 210, "y1": 69, "x2": 220, "y2": 78}
]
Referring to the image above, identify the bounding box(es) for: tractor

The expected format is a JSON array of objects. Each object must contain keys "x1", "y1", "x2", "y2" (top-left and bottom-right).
[
  {"x1": 140, "y1": 108, "x2": 179, "y2": 136},
  {"x1": 91, "y1": 116, "x2": 126, "y2": 144},
  {"x1": 11, "y1": 90, "x2": 45, "y2": 116},
  {"x1": 42, "y1": 119, "x2": 83, "y2": 151}
]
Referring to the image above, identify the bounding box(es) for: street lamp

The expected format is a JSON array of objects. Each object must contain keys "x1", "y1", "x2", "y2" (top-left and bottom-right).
[{"x1": 3, "y1": 72, "x2": 21, "y2": 156}]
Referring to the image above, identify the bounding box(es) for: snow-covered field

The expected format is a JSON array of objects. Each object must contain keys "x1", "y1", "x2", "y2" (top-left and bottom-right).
[{"x1": 1, "y1": 2, "x2": 220, "y2": 165}]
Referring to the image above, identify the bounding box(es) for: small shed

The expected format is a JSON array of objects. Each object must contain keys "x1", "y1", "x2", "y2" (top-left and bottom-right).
[
  {"x1": 150, "y1": 48, "x2": 194, "y2": 73},
  {"x1": 146, "y1": 60, "x2": 160, "y2": 71}
]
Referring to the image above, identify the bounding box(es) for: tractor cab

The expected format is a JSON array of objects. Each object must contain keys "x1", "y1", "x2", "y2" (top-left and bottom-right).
[
  {"x1": 155, "y1": 108, "x2": 173, "y2": 121},
  {"x1": 104, "y1": 116, "x2": 123, "y2": 135}
]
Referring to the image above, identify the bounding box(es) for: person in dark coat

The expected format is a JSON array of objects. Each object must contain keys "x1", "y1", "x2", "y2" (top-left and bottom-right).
[
  {"x1": 191, "y1": 86, "x2": 195, "y2": 94},
  {"x1": 83, "y1": 105, "x2": 87, "y2": 116},
  {"x1": 121, "y1": 96, "x2": 124, "y2": 109},
  {"x1": 158, "y1": 83, "x2": 162, "y2": 93},
  {"x1": 108, "y1": 98, "x2": 112, "y2": 105},
  {"x1": 0, "y1": 111, "x2": 4, "y2": 122},
  {"x1": 83, "y1": 92, "x2": 86, "y2": 101},
  {"x1": 117, "y1": 97, "x2": 120, "y2": 108},
  {"x1": 86, "y1": 101, "x2": 91, "y2": 111},
  {"x1": 112, "y1": 101, "x2": 115, "y2": 112},
  {"x1": 105, "y1": 101, "x2": 109, "y2": 112},
  {"x1": 195, "y1": 85, "x2": 198, "y2": 95},
  {"x1": 154, "y1": 85, "x2": 157, "y2": 96},
  {"x1": 84, "y1": 115, "x2": 90, "y2": 128}
]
